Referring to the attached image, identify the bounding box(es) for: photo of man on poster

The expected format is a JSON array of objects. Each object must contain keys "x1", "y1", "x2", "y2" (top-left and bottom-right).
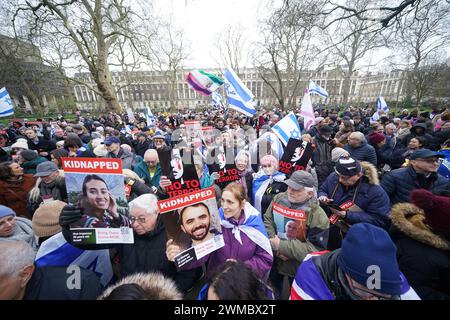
[{"x1": 178, "y1": 203, "x2": 219, "y2": 246}]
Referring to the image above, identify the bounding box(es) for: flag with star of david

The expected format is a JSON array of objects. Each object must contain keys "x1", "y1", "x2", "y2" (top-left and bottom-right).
[
  {"x1": 0, "y1": 87, "x2": 14, "y2": 117},
  {"x1": 272, "y1": 112, "x2": 302, "y2": 146}
]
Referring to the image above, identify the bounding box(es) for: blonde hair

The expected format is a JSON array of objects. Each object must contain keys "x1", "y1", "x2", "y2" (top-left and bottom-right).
[{"x1": 223, "y1": 182, "x2": 247, "y2": 203}]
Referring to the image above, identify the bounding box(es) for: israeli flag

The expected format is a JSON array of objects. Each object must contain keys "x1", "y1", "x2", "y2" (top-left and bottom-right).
[
  {"x1": 0, "y1": 87, "x2": 14, "y2": 117},
  {"x1": 212, "y1": 91, "x2": 223, "y2": 109},
  {"x1": 225, "y1": 67, "x2": 256, "y2": 117},
  {"x1": 308, "y1": 80, "x2": 328, "y2": 99},
  {"x1": 35, "y1": 233, "x2": 113, "y2": 286},
  {"x1": 272, "y1": 112, "x2": 302, "y2": 146},
  {"x1": 146, "y1": 106, "x2": 155, "y2": 126},
  {"x1": 377, "y1": 96, "x2": 389, "y2": 112}
]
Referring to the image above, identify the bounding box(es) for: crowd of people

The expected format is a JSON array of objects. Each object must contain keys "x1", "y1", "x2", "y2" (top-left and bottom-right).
[{"x1": 0, "y1": 104, "x2": 449, "y2": 300}]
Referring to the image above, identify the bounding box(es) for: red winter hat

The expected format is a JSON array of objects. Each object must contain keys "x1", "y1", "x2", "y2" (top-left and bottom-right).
[
  {"x1": 368, "y1": 132, "x2": 385, "y2": 145},
  {"x1": 410, "y1": 189, "x2": 450, "y2": 239}
]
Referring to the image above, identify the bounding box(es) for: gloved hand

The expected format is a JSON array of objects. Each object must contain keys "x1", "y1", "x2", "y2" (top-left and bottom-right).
[{"x1": 59, "y1": 205, "x2": 84, "y2": 227}]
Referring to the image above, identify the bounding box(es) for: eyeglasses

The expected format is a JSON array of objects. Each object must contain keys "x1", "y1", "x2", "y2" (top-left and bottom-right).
[
  {"x1": 130, "y1": 216, "x2": 146, "y2": 224},
  {"x1": 347, "y1": 276, "x2": 392, "y2": 300},
  {"x1": 261, "y1": 164, "x2": 272, "y2": 168}
]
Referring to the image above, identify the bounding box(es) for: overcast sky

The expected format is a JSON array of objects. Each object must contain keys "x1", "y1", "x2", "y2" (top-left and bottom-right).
[{"x1": 152, "y1": 0, "x2": 272, "y2": 68}]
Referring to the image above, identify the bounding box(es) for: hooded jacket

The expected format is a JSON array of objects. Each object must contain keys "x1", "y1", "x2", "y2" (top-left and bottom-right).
[
  {"x1": 98, "y1": 272, "x2": 183, "y2": 300},
  {"x1": 401, "y1": 123, "x2": 433, "y2": 147},
  {"x1": 318, "y1": 161, "x2": 391, "y2": 229},
  {"x1": 264, "y1": 192, "x2": 330, "y2": 277},
  {"x1": 390, "y1": 203, "x2": 450, "y2": 300}
]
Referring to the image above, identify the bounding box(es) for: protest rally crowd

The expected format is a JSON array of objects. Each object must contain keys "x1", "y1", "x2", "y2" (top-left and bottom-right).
[{"x1": 0, "y1": 103, "x2": 449, "y2": 301}]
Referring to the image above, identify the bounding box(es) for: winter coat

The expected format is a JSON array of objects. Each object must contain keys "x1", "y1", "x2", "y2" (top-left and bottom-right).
[
  {"x1": 381, "y1": 166, "x2": 450, "y2": 205},
  {"x1": 27, "y1": 136, "x2": 56, "y2": 154},
  {"x1": 133, "y1": 160, "x2": 162, "y2": 188},
  {"x1": 344, "y1": 141, "x2": 377, "y2": 167},
  {"x1": 428, "y1": 128, "x2": 450, "y2": 151},
  {"x1": 134, "y1": 139, "x2": 152, "y2": 157},
  {"x1": 290, "y1": 250, "x2": 420, "y2": 300},
  {"x1": 21, "y1": 156, "x2": 48, "y2": 174},
  {"x1": 0, "y1": 217, "x2": 37, "y2": 251},
  {"x1": 311, "y1": 135, "x2": 334, "y2": 186},
  {"x1": 107, "y1": 147, "x2": 137, "y2": 170},
  {"x1": 27, "y1": 174, "x2": 68, "y2": 214},
  {"x1": 0, "y1": 174, "x2": 36, "y2": 219},
  {"x1": 98, "y1": 272, "x2": 182, "y2": 300},
  {"x1": 401, "y1": 123, "x2": 434, "y2": 147},
  {"x1": 318, "y1": 161, "x2": 391, "y2": 229},
  {"x1": 264, "y1": 193, "x2": 330, "y2": 277},
  {"x1": 117, "y1": 217, "x2": 202, "y2": 294},
  {"x1": 181, "y1": 203, "x2": 273, "y2": 280},
  {"x1": 390, "y1": 203, "x2": 450, "y2": 300},
  {"x1": 23, "y1": 266, "x2": 103, "y2": 300}
]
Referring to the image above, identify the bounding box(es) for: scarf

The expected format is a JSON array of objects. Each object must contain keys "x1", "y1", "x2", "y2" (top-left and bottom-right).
[
  {"x1": 39, "y1": 177, "x2": 63, "y2": 201},
  {"x1": 219, "y1": 202, "x2": 273, "y2": 257},
  {"x1": 237, "y1": 169, "x2": 250, "y2": 196},
  {"x1": 252, "y1": 170, "x2": 286, "y2": 213}
]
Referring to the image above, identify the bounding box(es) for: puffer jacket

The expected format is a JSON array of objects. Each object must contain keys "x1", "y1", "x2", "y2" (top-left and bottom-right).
[
  {"x1": 381, "y1": 166, "x2": 450, "y2": 204},
  {"x1": 318, "y1": 161, "x2": 391, "y2": 229},
  {"x1": 390, "y1": 203, "x2": 450, "y2": 300}
]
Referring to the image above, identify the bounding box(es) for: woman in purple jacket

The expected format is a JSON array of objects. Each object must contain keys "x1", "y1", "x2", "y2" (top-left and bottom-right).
[{"x1": 166, "y1": 182, "x2": 273, "y2": 280}]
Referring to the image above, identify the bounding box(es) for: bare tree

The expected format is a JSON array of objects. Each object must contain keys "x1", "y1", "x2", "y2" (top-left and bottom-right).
[
  {"x1": 395, "y1": 1, "x2": 450, "y2": 107},
  {"x1": 283, "y1": 0, "x2": 449, "y2": 30},
  {"x1": 212, "y1": 24, "x2": 247, "y2": 73},
  {"x1": 143, "y1": 19, "x2": 190, "y2": 112},
  {"x1": 253, "y1": 0, "x2": 327, "y2": 110},
  {"x1": 325, "y1": 0, "x2": 388, "y2": 104},
  {"x1": 12, "y1": 0, "x2": 148, "y2": 113}
]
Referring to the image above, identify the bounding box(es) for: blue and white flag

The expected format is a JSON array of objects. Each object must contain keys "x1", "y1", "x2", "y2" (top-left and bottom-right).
[
  {"x1": 272, "y1": 112, "x2": 302, "y2": 146},
  {"x1": 35, "y1": 233, "x2": 113, "y2": 286},
  {"x1": 0, "y1": 87, "x2": 14, "y2": 117},
  {"x1": 371, "y1": 96, "x2": 389, "y2": 122},
  {"x1": 224, "y1": 67, "x2": 256, "y2": 117},
  {"x1": 308, "y1": 81, "x2": 328, "y2": 99},
  {"x1": 377, "y1": 95, "x2": 389, "y2": 113},
  {"x1": 146, "y1": 106, "x2": 155, "y2": 126},
  {"x1": 211, "y1": 91, "x2": 223, "y2": 109}
]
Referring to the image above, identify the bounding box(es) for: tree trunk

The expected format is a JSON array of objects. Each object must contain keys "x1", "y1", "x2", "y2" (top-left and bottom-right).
[{"x1": 94, "y1": 64, "x2": 121, "y2": 113}]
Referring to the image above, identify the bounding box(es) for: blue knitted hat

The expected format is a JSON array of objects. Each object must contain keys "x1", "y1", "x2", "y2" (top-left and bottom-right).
[
  {"x1": 0, "y1": 205, "x2": 16, "y2": 219},
  {"x1": 337, "y1": 223, "x2": 404, "y2": 295}
]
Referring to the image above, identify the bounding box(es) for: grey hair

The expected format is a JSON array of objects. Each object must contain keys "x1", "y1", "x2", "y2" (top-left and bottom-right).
[
  {"x1": 128, "y1": 193, "x2": 159, "y2": 216},
  {"x1": 0, "y1": 240, "x2": 36, "y2": 278},
  {"x1": 144, "y1": 149, "x2": 158, "y2": 159},
  {"x1": 385, "y1": 123, "x2": 396, "y2": 130},
  {"x1": 349, "y1": 131, "x2": 366, "y2": 143}
]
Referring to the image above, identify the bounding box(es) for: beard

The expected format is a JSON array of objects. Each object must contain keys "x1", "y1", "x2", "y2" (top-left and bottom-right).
[{"x1": 189, "y1": 224, "x2": 210, "y2": 241}]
